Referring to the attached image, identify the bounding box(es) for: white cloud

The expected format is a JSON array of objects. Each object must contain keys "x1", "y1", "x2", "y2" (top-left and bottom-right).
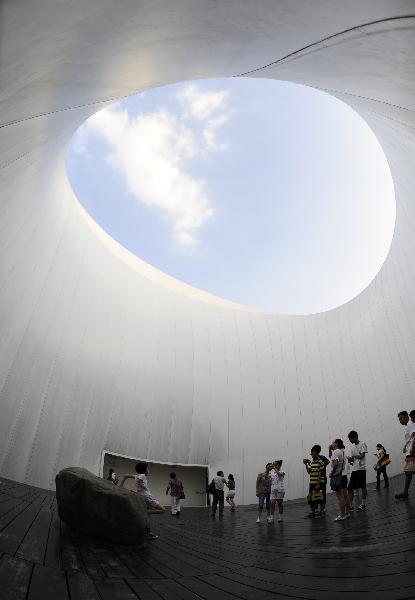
[
  {"x1": 83, "y1": 84, "x2": 233, "y2": 248},
  {"x1": 177, "y1": 84, "x2": 232, "y2": 152},
  {"x1": 177, "y1": 84, "x2": 229, "y2": 120}
]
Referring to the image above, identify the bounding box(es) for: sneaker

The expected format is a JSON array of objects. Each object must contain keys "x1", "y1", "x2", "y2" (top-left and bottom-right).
[
  {"x1": 334, "y1": 515, "x2": 343, "y2": 521},
  {"x1": 357, "y1": 504, "x2": 366, "y2": 511},
  {"x1": 343, "y1": 512, "x2": 351, "y2": 519},
  {"x1": 349, "y1": 505, "x2": 354, "y2": 511},
  {"x1": 256, "y1": 517, "x2": 261, "y2": 524},
  {"x1": 146, "y1": 532, "x2": 159, "y2": 540},
  {"x1": 267, "y1": 516, "x2": 274, "y2": 524},
  {"x1": 277, "y1": 516, "x2": 283, "y2": 522}
]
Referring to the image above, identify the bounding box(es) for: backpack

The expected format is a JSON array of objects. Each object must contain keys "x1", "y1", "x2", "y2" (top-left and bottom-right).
[{"x1": 208, "y1": 480, "x2": 216, "y2": 494}]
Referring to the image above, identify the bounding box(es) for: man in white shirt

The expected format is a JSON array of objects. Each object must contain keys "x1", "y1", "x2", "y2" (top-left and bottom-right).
[
  {"x1": 347, "y1": 430, "x2": 368, "y2": 511},
  {"x1": 395, "y1": 410, "x2": 415, "y2": 499}
]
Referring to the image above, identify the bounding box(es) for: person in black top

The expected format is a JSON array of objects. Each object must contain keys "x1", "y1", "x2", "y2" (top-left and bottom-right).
[{"x1": 315, "y1": 444, "x2": 330, "y2": 514}]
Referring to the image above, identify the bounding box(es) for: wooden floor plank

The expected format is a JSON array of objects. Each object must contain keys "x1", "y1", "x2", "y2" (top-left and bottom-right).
[
  {"x1": 146, "y1": 579, "x2": 204, "y2": 600},
  {"x1": 61, "y1": 523, "x2": 84, "y2": 572},
  {"x1": 27, "y1": 564, "x2": 69, "y2": 600},
  {"x1": 115, "y1": 548, "x2": 166, "y2": 580},
  {"x1": 127, "y1": 579, "x2": 164, "y2": 600},
  {"x1": 0, "y1": 554, "x2": 32, "y2": 600},
  {"x1": 174, "y1": 576, "x2": 240, "y2": 600},
  {"x1": 0, "y1": 496, "x2": 46, "y2": 554},
  {"x1": 94, "y1": 578, "x2": 138, "y2": 600},
  {"x1": 66, "y1": 570, "x2": 102, "y2": 600},
  {"x1": 44, "y1": 509, "x2": 62, "y2": 569},
  {"x1": 16, "y1": 505, "x2": 52, "y2": 563}
]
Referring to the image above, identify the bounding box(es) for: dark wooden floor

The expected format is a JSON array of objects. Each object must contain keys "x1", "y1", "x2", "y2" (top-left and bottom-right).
[{"x1": 0, "y1": 474, "x2": 414, "y2": 599}]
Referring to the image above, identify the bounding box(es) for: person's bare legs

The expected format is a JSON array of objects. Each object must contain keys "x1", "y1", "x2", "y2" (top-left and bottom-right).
[
  {"x1": 396, "y1": 473, "x2": 413, "y2": 498},
  {"x1": 334, "y1": 490, "x2": 345, "y2": 517},
  {"x1": 276, "y1": 499, "x2": 283, "y2": 521},
  {"x1": 342, "y1": 488, "x2": 350, "y2": 513},
  {"x1": 270, "y1": 498, "x2": 276, "y2": 522}
]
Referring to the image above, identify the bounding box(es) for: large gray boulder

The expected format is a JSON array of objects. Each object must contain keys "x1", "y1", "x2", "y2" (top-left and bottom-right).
[{"x1": 55, "y1": 467, "x2": 149, "y2": 544}]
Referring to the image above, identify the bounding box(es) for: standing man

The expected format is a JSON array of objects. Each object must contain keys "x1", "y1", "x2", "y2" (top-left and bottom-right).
[
  {"x1": 211, "y1": 471, "x2": 228, "y2": 518},
  {"x1": 347, "y1": 430, "x2": 368, "y2": 511},
  {"x1": 395, "y1": 410, "x2": 415, "y2": 499}
]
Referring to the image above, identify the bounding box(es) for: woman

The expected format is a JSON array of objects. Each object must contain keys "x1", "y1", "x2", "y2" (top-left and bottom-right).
[
  {"x1": 375, "y1": 443, "x2": 390, "y2": 489},
  {"x1": 166, "y1": 472, "x2": 184, "y2": 516},
  {"x1": 256, "y1": 463, "x2": 272, "y2": 523},
  {"x1": 329, "y1": 439, "x2": 350, "y2": 521},
  {"x1": 270, "y1": 460, "x2": 285, "y2": 523},
  {"x1": 226, "y1": 474, "x2": 236, "y2": 511}
]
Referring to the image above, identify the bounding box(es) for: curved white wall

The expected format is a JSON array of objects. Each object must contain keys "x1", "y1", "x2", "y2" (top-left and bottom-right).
[{"x1": 1, "y1": 1, "x2": 415, "y2": 502}]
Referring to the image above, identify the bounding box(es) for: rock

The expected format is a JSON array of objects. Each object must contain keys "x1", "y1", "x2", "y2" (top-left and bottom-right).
[{"x1": 55, "y1": 467, "x2": 149, "y2": 544}]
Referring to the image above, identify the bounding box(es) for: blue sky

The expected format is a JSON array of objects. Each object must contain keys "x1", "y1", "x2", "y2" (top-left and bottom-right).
[{"x1": 66, "y1": 78, "x2": 395, "y2": 314}]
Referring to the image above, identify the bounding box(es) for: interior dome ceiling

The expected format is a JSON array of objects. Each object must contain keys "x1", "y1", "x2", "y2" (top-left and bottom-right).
[{"x1": 0, "y1": 2, "x2": 414, "y2": 502}]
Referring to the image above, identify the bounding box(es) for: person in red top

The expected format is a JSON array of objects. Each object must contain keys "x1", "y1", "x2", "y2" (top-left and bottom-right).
[{"x1": 166, "y1": 472, "x2": 184, "y2": 516}]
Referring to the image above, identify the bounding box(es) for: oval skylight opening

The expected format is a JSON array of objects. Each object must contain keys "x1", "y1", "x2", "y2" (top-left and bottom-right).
[{"x1": 67, "y1": 78, "x2": 396, "y2": 315}]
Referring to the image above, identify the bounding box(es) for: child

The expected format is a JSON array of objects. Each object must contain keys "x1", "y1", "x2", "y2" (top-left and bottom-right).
[
  {"x1": 303, "y1": 446, "x2": 325, "y2": 517},
  {"x1": 120, "y1": 462, "x2": 165, "y2": 539}
]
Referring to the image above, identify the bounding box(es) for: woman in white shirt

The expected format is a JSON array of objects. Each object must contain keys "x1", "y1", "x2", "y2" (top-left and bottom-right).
[
  {"x1": 329, "y1": 439, "x2": 350, "y2": 521},
  {"x1": 270, "y1": 460, "x2": 285, "y2": 523}
]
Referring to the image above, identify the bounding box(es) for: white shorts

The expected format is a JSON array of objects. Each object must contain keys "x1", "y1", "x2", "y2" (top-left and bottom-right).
[
  {"x1": 226, "y1": 490, "x2": 235, "y2": 499},
  {"x1": 271, "y1": 489, "x2": 285, "y2": 500}
]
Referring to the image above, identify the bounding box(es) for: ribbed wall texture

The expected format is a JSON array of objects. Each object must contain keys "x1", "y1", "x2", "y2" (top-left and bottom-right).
[{"x1": 1, "y1": 1, "x2": 415, "y2": 502}]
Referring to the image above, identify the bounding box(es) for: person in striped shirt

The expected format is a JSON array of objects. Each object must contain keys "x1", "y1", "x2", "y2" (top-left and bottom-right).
[{"x1": 303, "y1": 446, "x2": 325, "y2": 517}]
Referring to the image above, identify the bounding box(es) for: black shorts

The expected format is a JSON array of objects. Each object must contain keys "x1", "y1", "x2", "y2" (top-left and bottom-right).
[
  {"x1": 342, "y1": 475, "x2": 348, "y2": 489},
  {"x1": 348, "y1": 470, "x2": 366, "y2": 490}
]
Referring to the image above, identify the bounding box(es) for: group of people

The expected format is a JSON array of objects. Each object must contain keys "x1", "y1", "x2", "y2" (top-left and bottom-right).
[
  {"x1": 255, "y1": 432, "x2": 391, "y2": 523},
  {"x1": 208, "y1": 471, "x2": 236, "y2": 517},
  {"x1": 103, "y1": 409, "x2": 415, "y2": 539},
  {"x1": 256, "y1": 460, "x2": 285, "y2": 523}
]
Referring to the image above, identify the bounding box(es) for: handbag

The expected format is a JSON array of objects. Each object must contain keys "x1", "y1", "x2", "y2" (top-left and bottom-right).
[
  {"x1": 179, "y1": 491, "x2": 185, "y2": 500},
  {"x1": 379, "y1": 455, "x2": 391, "y2": 468},
  {"x1": 310, "y1": 487, "x2": 324, "y2": 503},
  {"x1": 330, "y1": 473, "x2": 343, "y2": 490}
]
